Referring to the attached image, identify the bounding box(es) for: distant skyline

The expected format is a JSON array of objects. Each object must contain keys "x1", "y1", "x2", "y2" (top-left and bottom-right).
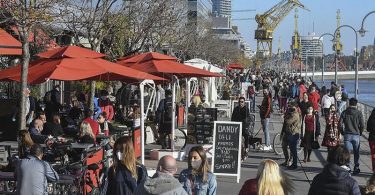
[{"x1": 232, "y1": 0, "x2": 375, "y2": 55}]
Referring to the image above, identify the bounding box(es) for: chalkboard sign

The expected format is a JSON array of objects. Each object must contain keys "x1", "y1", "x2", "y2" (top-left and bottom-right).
[{"x1": 211, "y1": 121, "x2": 242, "y2": 183}]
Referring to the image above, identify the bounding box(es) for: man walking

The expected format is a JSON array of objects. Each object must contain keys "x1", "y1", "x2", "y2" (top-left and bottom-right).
[
  {"x1": 135, "y1": 155, "x2": 187, "y2": 195},
  {"x1": 259, "y1": 88, "x2": 272, "y2": 151},
  {"x1": 339, "y1": 98, "x2": 364, "y2": 174},
  {"x1": 281, "y1": 101, "x2": 301, "y2": 169},
  {"x1": 232, "y1": 97, "x2": 251, "y2": 160}
]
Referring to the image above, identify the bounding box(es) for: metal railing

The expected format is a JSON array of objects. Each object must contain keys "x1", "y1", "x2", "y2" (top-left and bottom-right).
[{"x1": 357, "y1": 102, "x2": 374, "y2": 129}]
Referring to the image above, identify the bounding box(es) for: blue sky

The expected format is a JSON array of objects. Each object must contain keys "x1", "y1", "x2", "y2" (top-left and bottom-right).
[{"x1": 232, "y1": 0, "x2": 375, "y2": 55}]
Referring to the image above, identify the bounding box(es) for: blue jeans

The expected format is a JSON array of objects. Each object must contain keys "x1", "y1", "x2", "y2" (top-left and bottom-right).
[
  {"x1": 344, "y1": 134, "x2": 360, "y2": 168},
  {"x1": 288, "y1": 134, "x2": 300, "y2": 167},
  {"x1": 261, "y1": 118, "x2": 270, "y2": 146},
  {"x1": 249, "y1": 96, "x2": 255, "y2": 111}
]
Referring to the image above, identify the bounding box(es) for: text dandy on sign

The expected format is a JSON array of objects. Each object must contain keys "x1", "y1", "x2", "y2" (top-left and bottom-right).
[{"x1": 211, "y1": 121, "x2": 242, "y2": 183}]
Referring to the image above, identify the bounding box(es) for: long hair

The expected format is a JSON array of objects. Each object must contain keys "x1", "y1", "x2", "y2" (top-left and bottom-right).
[
  {"x1": 79, "y1": 121, "x2": 94, "y2": 138},
  {"x1": 188, "y1": 146, "x2": 210, "y2": 183},
  {"x1": 257, "y1": 159, "x2": 294, "y2": 195},
  {"x1": 18, "y1": 130, "x2": 34, "y2": 158},
  {"x1": 365, "y1": 173, "x2": 375, "y2": 194},
  {"x1": 112, "y1": 136, "x2": 137, "y2": 179}
]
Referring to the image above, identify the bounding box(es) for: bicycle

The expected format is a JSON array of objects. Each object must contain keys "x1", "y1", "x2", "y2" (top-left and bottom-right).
[
  {"x1": 273, "y1": 133, "x2": 303, "y2": 155},
  {"x1": 160, "y1": 128, "x2": 187, "y2": 151}
]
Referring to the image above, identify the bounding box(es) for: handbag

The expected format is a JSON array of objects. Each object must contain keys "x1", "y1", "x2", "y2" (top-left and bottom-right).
[{"x1": 312, "y1": 140, "x2": 320, "y2": 149}]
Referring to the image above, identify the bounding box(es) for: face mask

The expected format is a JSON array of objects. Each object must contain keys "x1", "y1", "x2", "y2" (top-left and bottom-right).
[
  {"x1": 289, "y1": 107, "x2": 296, "y2": 112},
  {"x1": 307, "y1": 109, "x2": 313, "y2": 114},
  {"x1": 191, "y1": 160, "x2": 202, "y2": 170},
  {"x1": 116, "y1": 151, "x2": 123, "y2": 161}
]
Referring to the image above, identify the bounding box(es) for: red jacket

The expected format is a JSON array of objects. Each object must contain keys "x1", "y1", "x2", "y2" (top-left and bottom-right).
[
  {"x1": 83, "y1": 117, "x2": 99, "y2": 137},
  {"x1": 99, "y1": 99, "x2": 114, "y2": 121},
  {"x1": 239, "y1": 178, "x2": 257, "y2": 195},
  {"x1": 308, "y1": 92, "x2": 320, "y2": 111},
  {"x1": 299, "y1": 84, "x2": 307, "y2": 100}
]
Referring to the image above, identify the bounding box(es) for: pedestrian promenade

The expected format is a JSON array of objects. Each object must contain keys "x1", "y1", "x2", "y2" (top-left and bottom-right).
[{"x1": 145, "y1": 95, "x2": 374, "y2": 195}]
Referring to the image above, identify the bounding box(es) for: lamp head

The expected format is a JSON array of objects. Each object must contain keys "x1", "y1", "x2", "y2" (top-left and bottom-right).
[{"x1": 358, "y1": 28, "x2": 366, "y2": 37}]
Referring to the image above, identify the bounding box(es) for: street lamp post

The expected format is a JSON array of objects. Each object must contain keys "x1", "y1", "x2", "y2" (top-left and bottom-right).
[
  {"x1": 358, "y1": 11, "x2": 375, "y2": 37},
  {"x1": 318, "y1": 33, "x2": 335, "y2": 87},
  {"x1": 305, "y1": 51, "x2": 308, "y2": 81},
  {"x1": 333, "y1": 25, "x2": 359, "y2": 99}
]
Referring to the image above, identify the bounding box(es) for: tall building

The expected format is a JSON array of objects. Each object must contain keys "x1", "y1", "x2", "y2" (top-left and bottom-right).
[
  {"x1": 299, "y1": 32, "x2": 323, "y2": 61},
  {"x1": 212, "y1": 0, "x2": 231, "y2": 18},
  {"x1": 188, "y1": 0, "x2": 213, "y2": 31}
]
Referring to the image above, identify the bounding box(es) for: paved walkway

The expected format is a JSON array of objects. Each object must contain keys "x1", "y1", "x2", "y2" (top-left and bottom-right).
[{"x1": 144, "y1": 95, "x2": 374, "y2": 195}]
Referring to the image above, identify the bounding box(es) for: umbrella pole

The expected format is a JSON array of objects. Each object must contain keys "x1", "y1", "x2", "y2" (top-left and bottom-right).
[
  {"x1": 140, "y1": 81, "x2": 145, "y2": 165},
  {"x1": 171, "y1": 76, "x2": 177, "y2": 152},
  {"x1": 185, "y1": 78, "x2": 190, "y2": 127}
]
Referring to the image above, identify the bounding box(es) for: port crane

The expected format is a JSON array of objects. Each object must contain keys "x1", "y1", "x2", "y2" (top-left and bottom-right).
[{"x1": 254, "y1": 0, "x2": 306, "y2": 67}]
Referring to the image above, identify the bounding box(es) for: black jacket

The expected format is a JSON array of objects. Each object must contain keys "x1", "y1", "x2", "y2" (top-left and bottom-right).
[
  {"x1": 231, "y1": 105, "x2": 251, "y2": 132},
  {"x1": 339, "y1": 107, "x2": 365, "y2": 135},
  {"x1": 367, "y1": 113, "x2": 375, "y2": 141},
  {"x1": 308, "y1": 164, "x2": 361, "y2": 195},
  {"x1": 106, "y1": 164, "x2": 148, "y2": 195}
]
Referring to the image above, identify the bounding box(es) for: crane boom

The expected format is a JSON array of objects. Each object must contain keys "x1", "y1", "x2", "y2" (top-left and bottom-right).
[{"x1": 254, "y1": 0, "x2": 306, "y2": 67}]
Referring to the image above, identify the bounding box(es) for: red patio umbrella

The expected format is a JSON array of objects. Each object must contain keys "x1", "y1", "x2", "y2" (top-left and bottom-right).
[
  {"x1": 227, "y1": 63, "x2": 244, "y2": 70},
  {"x1": 0, "y1": 28, "x2": 22, "y2": 55},
  {"x1": 0, "y1": 46, "x2": 165, "y2": 84},
  {"x1": 117, "y1": 52, "x2": 222, "y2": 78}
]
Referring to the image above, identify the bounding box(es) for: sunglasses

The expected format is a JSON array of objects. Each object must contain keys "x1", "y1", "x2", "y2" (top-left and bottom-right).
[{"x1": 239, "y1": 101, "x2": 245, "y2": 103}]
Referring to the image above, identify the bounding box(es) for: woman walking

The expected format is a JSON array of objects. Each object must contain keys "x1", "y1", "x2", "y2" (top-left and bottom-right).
[
  {"x1": 322, "y1": 105, "x2": 341, "y2": 151},
  {"x1": 301, "y1": 104, "x2": 321, "y2": 163}
]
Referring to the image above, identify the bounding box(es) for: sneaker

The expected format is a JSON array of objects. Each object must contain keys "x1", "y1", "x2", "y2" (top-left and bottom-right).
[
  {"x1": 353, "y1": 168, "x2": 360, "y2": 175},
  {"x1": 263, "y1": 145, "x2": 271, "y2": 151}
]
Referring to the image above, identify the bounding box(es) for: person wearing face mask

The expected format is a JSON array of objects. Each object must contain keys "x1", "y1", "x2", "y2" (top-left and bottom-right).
[
  {"x1": 301, "y1": 104, "x2": 321, "y2": 163},
  {"x1": 179, "y1": 146, "x2": 217, "y2": 195},
  {"x1": 322, "y1": 105, "x2": 341, "y2": 151},
  {"x1": 104, "y1": 136, "x2": 148, "y2": 195},
  {"x1": 98, "y1": 90, "x2": 114, "y2": 122},
  {"x1": 280, "y1": 101, "x2": 301, "y2": 169}
]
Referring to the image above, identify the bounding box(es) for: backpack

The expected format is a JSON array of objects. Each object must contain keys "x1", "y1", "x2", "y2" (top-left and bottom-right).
[{"x1": 44, "y1": 90, "x2": 52, "y2": 103}]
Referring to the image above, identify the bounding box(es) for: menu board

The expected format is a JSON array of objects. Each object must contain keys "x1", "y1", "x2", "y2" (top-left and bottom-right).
[{"x1": 211, "y1": 121, "x2": 242, "y2": 183}]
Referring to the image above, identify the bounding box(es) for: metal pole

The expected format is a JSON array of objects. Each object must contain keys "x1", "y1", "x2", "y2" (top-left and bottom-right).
[
  {"x1": 313, "y1": 49, "x2": 315, "y2": 82},
  {"x1": 322, "y1": 54, "x2": 325, "y2": 86},
  {"x1": 185, "y1": 78, "x2": 190, "y2": 127},
  {"x1": 305, "y1": 53, "x2": 308, "y2": 81},
  {"x1": 355, "y1": 35, "x2": 359, "y2": 99},
  {"x1": 335, "y1": 54, "x2": 338, "y2": 85},
  {"x1": 139, "y1": 81, "x2": 145, "y2": 165},
  {"x1": 171, "y1": 76, "x2": 177, "y2": 151}
]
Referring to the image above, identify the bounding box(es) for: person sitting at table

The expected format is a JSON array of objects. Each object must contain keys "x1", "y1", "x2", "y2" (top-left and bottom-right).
[
  {"x1": 83, "y1": 109, "x2": 99, "y2": 138},
  {"x1": 97, "y1": 112, "x2": 115, "y2": 136},
  {"x1": 42, "y1": 113, "x2": 64, "y2": 137},
  {"x1": 29, "y1": 119, "x2": 48, "y2": 144},
  {"x1": 18, "y1": 130, "x2": 34, "y2": 159},
  {"x1": 77, "y1": 121, "x2": 96, "y2": 144},
  {"x1": 15, "y1": 144, "x2": 59, "y2": 195}
]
